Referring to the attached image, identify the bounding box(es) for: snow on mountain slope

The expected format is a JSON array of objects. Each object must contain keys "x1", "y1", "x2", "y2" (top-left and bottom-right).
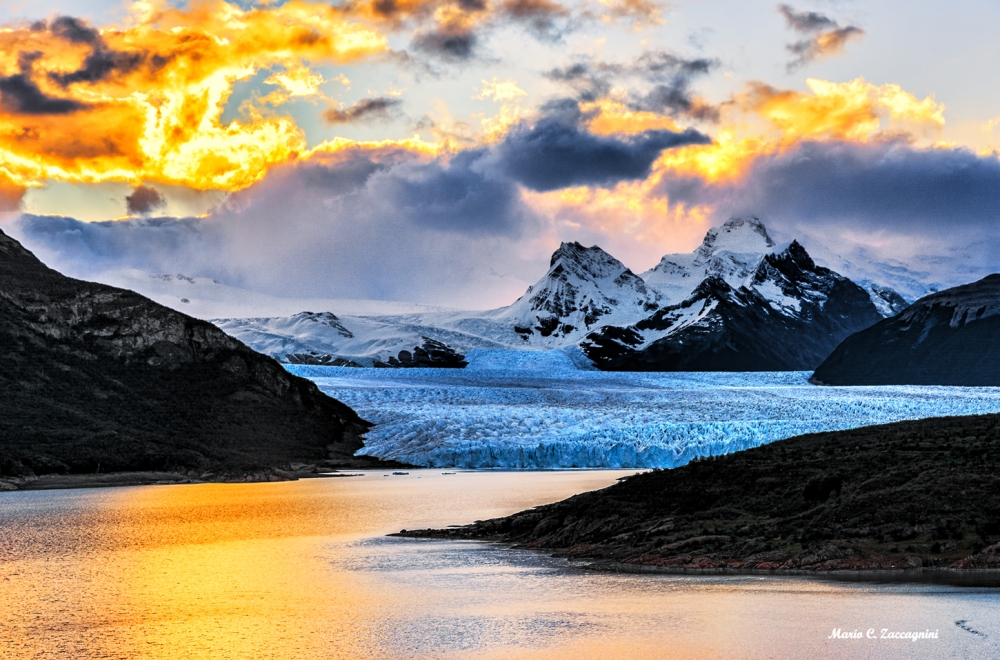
[
  {"x1": 484, "y1": 241, "x2": 663, "y2": 345},
  {"x1": 643, "y1": 217, "x2": 913, "y2": 318},
  {"x1": 215, "y1": 241, "x2": 667, "y2": 365},
  {"x1": 204, "y1": 218, "x2": 930, "y2": 368},
  {"x1": 212, "y1": 311, "x2": 506, "y2": 367},
  {"x1": 798, "y1": 241, "x2": 940, "y2": 314},
  {"x1": 582, "y1": 241, "x2": 884, "y2": 371},
  {"x1": 641, "y1": 216, "x2": 777, "y2": 304}
]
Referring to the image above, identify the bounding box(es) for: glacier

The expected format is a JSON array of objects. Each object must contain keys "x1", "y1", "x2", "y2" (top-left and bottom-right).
[{"x1": 286, "y1": 349, "x2": 1000, "y2": 469}]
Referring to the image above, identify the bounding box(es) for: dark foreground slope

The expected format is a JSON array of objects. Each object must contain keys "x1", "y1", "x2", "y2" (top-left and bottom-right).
[
  {"x1": 813, "y1": 274, "x2": 1000, "y2": 385},
  {"x1": 0, "y1": 229, "x2": 383, "y2": 480},
  {"x1": 402, "y1": 414, "x2": 1000, "y2": 573}
]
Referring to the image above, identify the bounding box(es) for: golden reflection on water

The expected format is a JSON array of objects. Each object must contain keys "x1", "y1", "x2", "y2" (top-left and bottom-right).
[
  {"x1": 0, "y1": 472, "x2": 633, "y2": 659},
  {"x1": 2, "y1": 471, "x2": 998, "y2": 660}
]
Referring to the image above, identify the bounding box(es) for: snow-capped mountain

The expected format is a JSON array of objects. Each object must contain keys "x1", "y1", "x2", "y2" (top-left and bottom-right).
[
  {"x1": 212, "y1": 311, "x2": 491, "y2": 367},
  {"x1": 581, "y1": 241, "x2": 883, "y2": 371},
  {"x1": 185, "y1": 217, "x2": 923, "y2": 369},
  {"x1": 485, "y1": 241, "x2": 663, "y2": 344},
  {"x1": 813, "y1": 274, "x2": 1000, "y2": 385},
  {"x1": 213, "y1": 241, "x2": 666, "y2": 365},
  {"x1": 642, "y1": 216, "x2": 777, "y2": 303},
  {"x1": 643, "y1": 216, "x2": 911, "y2": 317}
]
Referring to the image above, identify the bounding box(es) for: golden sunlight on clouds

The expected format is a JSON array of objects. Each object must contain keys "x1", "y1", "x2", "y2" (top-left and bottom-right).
[
  {"x1": 0, "y1": 0, "x2": 388, "y2": 205},
  {"x1": 582, "y1": 98, "x2": 682, "y2": 135},
  {"x1": 523, "y1": 179, "x2": 713, "y2": 260},
  {"x1": 474, "y1": 77, "x2": 527, "y2": 142},
  {"x1": 655, "y1": 77, "x2": 946, "y2": 183},
  {"x1": 523, "y1": 76, "x2": 955, "y2": 257}
]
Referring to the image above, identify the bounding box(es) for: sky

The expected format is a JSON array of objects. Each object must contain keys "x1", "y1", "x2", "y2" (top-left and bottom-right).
[{"x1": 0, "y1": 0, "x2": 999, "y2": 308}]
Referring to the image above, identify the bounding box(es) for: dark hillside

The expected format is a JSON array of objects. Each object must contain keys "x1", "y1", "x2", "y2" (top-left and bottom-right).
[
  {"x1": 403, "y1": 413, "x2": 1000, "y2": 572},
  {"x1": 0, "y1": 228, "x2": 382, "y2": 478}
]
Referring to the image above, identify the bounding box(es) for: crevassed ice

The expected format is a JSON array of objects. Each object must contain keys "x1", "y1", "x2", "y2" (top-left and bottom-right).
[{"x1": 286, "y1": 350, "x2": 1000, "y2": 469}]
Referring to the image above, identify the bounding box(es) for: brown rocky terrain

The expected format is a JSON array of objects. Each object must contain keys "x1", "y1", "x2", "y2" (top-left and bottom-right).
[
  {"x1": 0, "y1": 228, "x2": 393, "y2": 484},
  {"x1": 400, "y1": 413, "x2": 1000, "y2": 577}
]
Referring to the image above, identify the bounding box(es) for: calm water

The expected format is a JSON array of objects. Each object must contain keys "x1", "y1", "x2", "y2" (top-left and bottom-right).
[{"x1": 1, "y1": 471, "x2": 999, "y2": 659}]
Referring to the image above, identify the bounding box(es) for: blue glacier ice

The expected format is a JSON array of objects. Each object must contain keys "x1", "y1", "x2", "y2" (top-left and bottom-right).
[{"x1": 286, "y1": 349, "x2": 1000, "y2": 468}]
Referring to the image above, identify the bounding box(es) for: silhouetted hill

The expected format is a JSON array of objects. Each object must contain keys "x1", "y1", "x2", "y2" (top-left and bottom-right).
[
  {"x1": 402, "y1": 413, "x2": 1000, "y2": 574},
  {"x1": 0, "y1": 228, "x2": 384, "y2": 479},
  {"x1": 813, "y1": 274, "x2": 1000, "y2": 385}
]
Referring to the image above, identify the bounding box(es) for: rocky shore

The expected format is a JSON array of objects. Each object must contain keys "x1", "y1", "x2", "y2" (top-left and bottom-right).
[{"x1": 399, "y1": 413, "x2": 1000, "y2": 579}]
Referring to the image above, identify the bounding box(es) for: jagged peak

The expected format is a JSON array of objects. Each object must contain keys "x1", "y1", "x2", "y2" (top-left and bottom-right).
[
  {"x1": 686, "y1": 275, "x2": 735, "y2": 301},
  {"x1": 698, "y1": 215, "x2": 776, "y2": 256},
  {"x1": 549, "y1": 241, "x2": 618, "y2": 268},
  {"x1": 766, "y1": 240, "x2": 816, "y2": 270}
]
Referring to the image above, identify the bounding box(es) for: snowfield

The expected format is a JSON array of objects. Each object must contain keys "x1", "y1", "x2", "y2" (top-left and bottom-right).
[{"x1": 286, "y1": 349, "x2": 1000, "y2": 468}]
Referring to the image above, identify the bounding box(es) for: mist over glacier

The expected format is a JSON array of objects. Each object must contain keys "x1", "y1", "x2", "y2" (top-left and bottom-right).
[{"x1": 285, "y1": 350, "x2": 1000, "y2": 468}]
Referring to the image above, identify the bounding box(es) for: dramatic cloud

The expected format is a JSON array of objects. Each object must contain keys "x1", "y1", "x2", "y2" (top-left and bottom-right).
[
  {"x1": 324, "y1": 97, "x2": 404, "y2": 124},
  {"x1": 0, "y1": 52, "x2": 87, "y2": 115},
  {"x1": 413, "y1": 28, "x2": 478, "y2": 60},
  {"x1": 779, "y1": 4, "x2": 863, "y2": 71},
  {"x1": 777, "y1": 5, "x2": 835, "y2": 32},
  {"x1": 545, "y1": 51, "x2": 719, "y2": 121},
  {"x1": 0, "y1": 3, "x2": 388, "y2": 200},
  {"x1": 9, "y1": 144, "x2": 546, "y2": 307},
  {"x1": 493, "y1": 117, "x2": 710, "y2": 190},
  {"x1": 500, "y1": 0, "x2": 570, "y2": 38},
  {"x1": 125, "y1": 185, "x2": 166, "y2": 215}
]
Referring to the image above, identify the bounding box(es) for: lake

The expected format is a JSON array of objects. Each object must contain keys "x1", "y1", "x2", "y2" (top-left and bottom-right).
[{"x1": 1, "y1": 472, "x2": 998, "y2": 659}]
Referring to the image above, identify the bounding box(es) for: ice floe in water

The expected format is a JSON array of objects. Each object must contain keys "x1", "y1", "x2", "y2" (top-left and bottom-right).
[{"x1": 286, "y1": 349, "x2": 1000, "y2": 468}]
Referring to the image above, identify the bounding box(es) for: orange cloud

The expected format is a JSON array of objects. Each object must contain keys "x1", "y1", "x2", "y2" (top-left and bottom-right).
[
  {"x1": 655, "y1": 77, "x2": 946, "y2": 183},
  {"x1": 523, "y1": 77, "x2": 951, "y2": 254},
  {"x1": 0, "y1": 0, "x2": 389, "y2": 201}
]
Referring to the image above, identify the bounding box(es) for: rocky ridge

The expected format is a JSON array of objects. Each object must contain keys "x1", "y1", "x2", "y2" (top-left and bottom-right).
[
  {"x1": 582, "y1": 238, "x2": 883, "y2": 370},
  {"x1": 0, "y1": 228, "x2": 387, "y2": 480},
  {"x1": 813, "y1": 273, "x2": 1000, "y2": 385},
  {"x1": 399, "y1": 413, "x2": 1000, "y2": 576}
]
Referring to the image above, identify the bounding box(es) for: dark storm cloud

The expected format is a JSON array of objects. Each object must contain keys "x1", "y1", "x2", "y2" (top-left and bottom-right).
[
  {"x1": 659, "y1": 140, "x2": 1000, "y2": 233},
  {"x1": 126, "y1": 185, "x2": 166, "y2": 215},
  {"x1": 412, "y1": 29, "x2": 477, "y2": 60},
  {"x1": 778, "y1": 5, "x2": 863, "y2": 71},
  {"x1": 51, "y1": 48, "x2": 146, "y2": 86},
  {"x1": 545, "y1": 51, "x2": 719, "y2": 119},
  {"x1": 493, "y1": 117, "x2": 710, "y2": 191},
  {"x1": 743, "y1": 142, "x2": 1000, "y2": 227},
  {"x1": 41, "y1": 16, "x2": 152, "y2": 87},
  {"x1": 0, "y1": 52, "x2": 87, "y2": 115},
  {"x1": 370, "y1": 149, "x2": 531, "y2": 234},
  {"x1": 48, "y1": 16, "x2": 102, "y2": 44},
  {"x1": 499, "y1": 0, "x2": 572, "y2": 40},
  {"x1": 323, "y1": 97, "x2": 403, "y2": 124}
]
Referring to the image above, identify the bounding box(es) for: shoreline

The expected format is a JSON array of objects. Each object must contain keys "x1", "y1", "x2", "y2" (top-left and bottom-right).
[
  {"x1": 574, "y1": 557, "x2": 1000, "y2": 587},
  {"x1": 396, "y1": 535, "x2": 1000, "y2": 587},
  {"x1": 0, "y1": 468, "x2": 376, "y2": 492}
]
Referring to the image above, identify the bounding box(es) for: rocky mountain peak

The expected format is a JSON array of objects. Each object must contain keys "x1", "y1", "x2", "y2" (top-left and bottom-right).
[
  {"x1": 548, "y1": 241, "x2": 627, "y2": 277},
  {"x1": 493, "y1": 240, "x2": 662, "y2": 343}
]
